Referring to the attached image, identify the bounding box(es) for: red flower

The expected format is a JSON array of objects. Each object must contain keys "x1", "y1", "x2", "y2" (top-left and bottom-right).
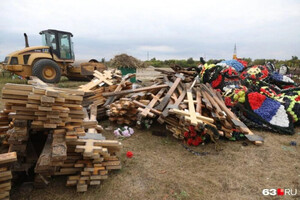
[
  {"x1": 189, "y1": 126, "x2": 195, "y2": 132},
  {"x1": 283, "y1": 85, "x2": 296, "y2": 89},
  {"x1": 248, "y1": 92, "x2": 266, "y2": 110},
  {"x1": 295, "y1": 96, "x2": 300, "y2": 101},
  {"x1": 196, "y1": 136, "x2": 202, "y2": 143},
  {"x1": 225, "y1": 97, "x2": 233, "y2": 106},
  {"x1": 187, "y1": 138, "x2": 193, "y2": 146},
  {"x1": 192, "y1": 140, "x2": 200, "y2": 146},
  {"x1": 237, "y1": 59, "x2": 248, "y2": 67},
  {"x1": 211, "y1": 75, "x2": 222, "y2": 88},
  {"x1": 184, "y1": 131, "x2": 189, "y2": 138},
  {"x1": 126, "y1": 151, "x2": 133, "y2": 158}
]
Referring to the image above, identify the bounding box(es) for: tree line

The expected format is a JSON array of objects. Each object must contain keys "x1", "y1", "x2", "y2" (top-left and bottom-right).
[{"x1": 144, "y1": 56, "x2": 300, "y2": 69}]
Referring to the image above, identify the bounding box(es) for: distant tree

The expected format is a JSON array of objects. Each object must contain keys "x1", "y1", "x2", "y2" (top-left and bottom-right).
[
  {"x1": 241, "y1": 57, "x2": 252, "y2": 64},
  {"x1": 187, "y1": 57, "x2": 194, "y2": 64},
  {"x1": 252, "y1": 59, "x2": 266, "y2": 65},
  {"x1": 101, "y1": 58, "x2": 105, "y2": 63},
  {"x1": 292, "y1": 56, "x2": 298, "y2": 60},
  {"x1": 150, "y1": 57, "x2": 156, "y2": 61}
]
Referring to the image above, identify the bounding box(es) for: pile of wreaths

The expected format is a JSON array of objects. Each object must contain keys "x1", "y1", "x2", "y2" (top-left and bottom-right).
[{"x1": 199, "y1": 60, "x2": 298, "y2": 135}]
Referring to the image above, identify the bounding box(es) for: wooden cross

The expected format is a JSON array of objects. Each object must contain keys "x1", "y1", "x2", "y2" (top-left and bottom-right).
[
  {"x1": 200, "y1": 85, "x2": 226, "y2": 121},
  {"x1": 79, "y1": 70, "x2": 113, "y2": 92},
  {"x1": 75, "y1": 139, "x2": 108, "y2": 158},
  {"x1": 103, "y1": 73, "x2": 135, "y2": 107},
  {"x1": 161, "y1": 83, "x2": 186, "y2": 117},
  {"x1": 137, "y1": 88, "x2": 166, "y2": 118},
  {"x1": 155, "y1": 73, "x2": 185, "y2": 111}
]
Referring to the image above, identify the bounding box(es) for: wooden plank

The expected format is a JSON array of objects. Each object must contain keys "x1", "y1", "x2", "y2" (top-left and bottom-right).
[
  {"x1": 0, "y1": 171, "x2": 11, "y2": 180},
  {"x1": 51, "y1": 137, "x2": 67, "y2": 162},
  {"x1": 35, "y1": 134, "x2": 54, "y2": 173},
  {"x1": 2, "y1": 88, "x2": 31, "y2": 96},
  {"x1": 161, "y1": 84, "x2": 187, "y2": 117},
  {"x1": 196, "y1": 88, "x2": 202, "y2": 114},
  {"x1": 133, "y1": 100, "x2": 161, "y2": 116},
  {"x1": 4, "y1": 83, "x2": 33, "y2": 91},
  {"x1": 2, "y1": 99, "x2": 27, "y2": 105},
  {"x1": 102, "y1": 84, "x2": 168, "y2": 97},
  {"x1": 139, "y1": 88, "x2": 166, "y2": 118},
  {"x1": 155, "y1": 74, "x2": 184, "y2": 111},
  {"x1": 186, "y1": 89, "x2": 199, "y2": 126},
  {"x1": 41, "y1": 96, "x2": 55, "y2": 103},
  {"x1": 170, "y1": 109, "x2": 214, "y2": 124},
  {"x1": 103, "y1": 73, "x2": 135, "y2": 106},
  {"x1": 0, "y1": 152, "x2": 17, "y2": 165}
]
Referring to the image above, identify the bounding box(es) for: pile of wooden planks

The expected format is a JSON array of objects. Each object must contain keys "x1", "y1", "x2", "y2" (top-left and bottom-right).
[
  {"x1": 107, "y1": 98, "x2": 138, "y2": 125},
  {"x1": 0, "y1": 110, "x2": 10, "y2": 143},
  {"x1": 0, "y1": 152, "x2": 17, "y2": 200},
  {"x1": 65, "y1": 138, "x2": 122, "y2": 192},
  {"x1": 2, "y1": 82, "x2": 85, "y2": 131},
  {"x1": 0, "y1": 78, "x2": 123, "y2": 192}
]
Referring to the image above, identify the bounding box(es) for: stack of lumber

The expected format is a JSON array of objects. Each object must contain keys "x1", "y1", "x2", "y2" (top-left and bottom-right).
[
  {"x1": 52, "y1": 105, "x2": 122, "y2": 192},
  {"x1": 0, "y1": 152, "x2": 17, "y2": 200},
  {"x1": 0, "y1": 78, "x2": 123, "y2": 192},
  {"x1": 0, "y1": 110, "x2": 10, "y2": 142},
  {"x1": 2, "y1": 82, "x2": 84, "y2": 130},
  {"x1": 107, "y1": 98, "x2": 138, "y2": 125},
  {"x1": 65, "y1": 138, "x2": 122, "y2": 192}
]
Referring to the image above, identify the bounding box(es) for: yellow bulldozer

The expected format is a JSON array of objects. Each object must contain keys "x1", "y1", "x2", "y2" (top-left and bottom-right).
[{"x1": 1, "y1": 29, "x2": 106, "y2": 83}]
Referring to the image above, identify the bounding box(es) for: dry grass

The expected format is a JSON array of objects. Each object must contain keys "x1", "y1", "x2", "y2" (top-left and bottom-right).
[
  {"x1": 11, "y1": 123, "x2": 300, "y2": 200},
  {"x1": 2, "y1": 69, "x2": 300, "y2": 200}
]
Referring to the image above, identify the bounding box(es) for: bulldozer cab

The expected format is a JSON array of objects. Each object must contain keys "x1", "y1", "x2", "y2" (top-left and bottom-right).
[{"x1": 40, "y1": 29, "x2": 74, "y2": 61}]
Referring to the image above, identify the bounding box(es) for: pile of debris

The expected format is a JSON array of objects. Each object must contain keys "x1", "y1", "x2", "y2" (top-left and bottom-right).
[
  {"x1": 0, "y1": 78, "x2": 123, "y2": 194},
  {"x1": 101, "y1": 73, "x2": 263, "y2": 145},
  {"x1": 79, "y1": 70, "x2": 132, "y2": 118},
  {"x1": 197, "y1": 61, "x2": 298, "y2": 135},
  {"x1": 110, "y1": 54, "x2": 147, "y2": 69}
]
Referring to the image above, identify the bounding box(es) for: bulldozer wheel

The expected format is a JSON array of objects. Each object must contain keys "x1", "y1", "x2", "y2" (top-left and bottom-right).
[{"x1": 32, "y1": 59, "x2": 61, "y2": 83}]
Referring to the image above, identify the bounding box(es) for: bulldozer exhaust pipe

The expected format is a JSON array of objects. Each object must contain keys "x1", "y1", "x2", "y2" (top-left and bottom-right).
[{"x1": 24, "y1": 33, "x2": 29, "y2": 47}]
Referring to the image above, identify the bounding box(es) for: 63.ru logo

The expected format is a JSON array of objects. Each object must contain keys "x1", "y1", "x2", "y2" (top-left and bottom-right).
[{"x1": 262, "y1": 188, "x2": 297, "y2": 196}]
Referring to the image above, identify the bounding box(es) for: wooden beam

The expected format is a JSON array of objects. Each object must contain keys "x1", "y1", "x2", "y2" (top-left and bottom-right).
[
  {"x1": 102, "y1": 84, "x2": 168, "y2": 97},
  {"x1": 155, "y1": 74, "x2": 184, "y2": 111},
  {"x1": 0, "y1": 152, "x2": 17, "y2": 165}
]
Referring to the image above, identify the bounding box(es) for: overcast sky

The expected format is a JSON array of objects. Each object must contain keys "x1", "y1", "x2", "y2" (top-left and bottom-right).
[{"x1": 0, "y1": 0, "x2": 299, "y2": 61}]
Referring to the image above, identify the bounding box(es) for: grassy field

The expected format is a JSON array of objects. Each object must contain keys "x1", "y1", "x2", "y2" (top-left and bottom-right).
[{"x1": 1, "y1": 73, "x2": 299, "y2": 200}]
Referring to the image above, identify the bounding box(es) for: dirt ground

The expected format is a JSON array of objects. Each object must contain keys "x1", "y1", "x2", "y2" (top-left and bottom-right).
[{"x1": 2, "y1": 68, "x2": 300, "y2": 200}]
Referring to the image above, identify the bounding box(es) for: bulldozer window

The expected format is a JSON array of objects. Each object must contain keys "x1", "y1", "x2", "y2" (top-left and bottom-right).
[
  {"x1": 58, "y1": 33, "x2": 72, "y2": 60},
  {"x1": 42, "y1": 33, "x2": 57, "y2": 50}
]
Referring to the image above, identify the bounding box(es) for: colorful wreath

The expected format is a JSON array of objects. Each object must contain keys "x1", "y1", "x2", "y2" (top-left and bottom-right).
[
  {"x1": 244, "y1": 92, "x2": 293, "y2": 134},
  {"x1": 240, "y1": 65, "x2": 269, "y2": 81}
]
